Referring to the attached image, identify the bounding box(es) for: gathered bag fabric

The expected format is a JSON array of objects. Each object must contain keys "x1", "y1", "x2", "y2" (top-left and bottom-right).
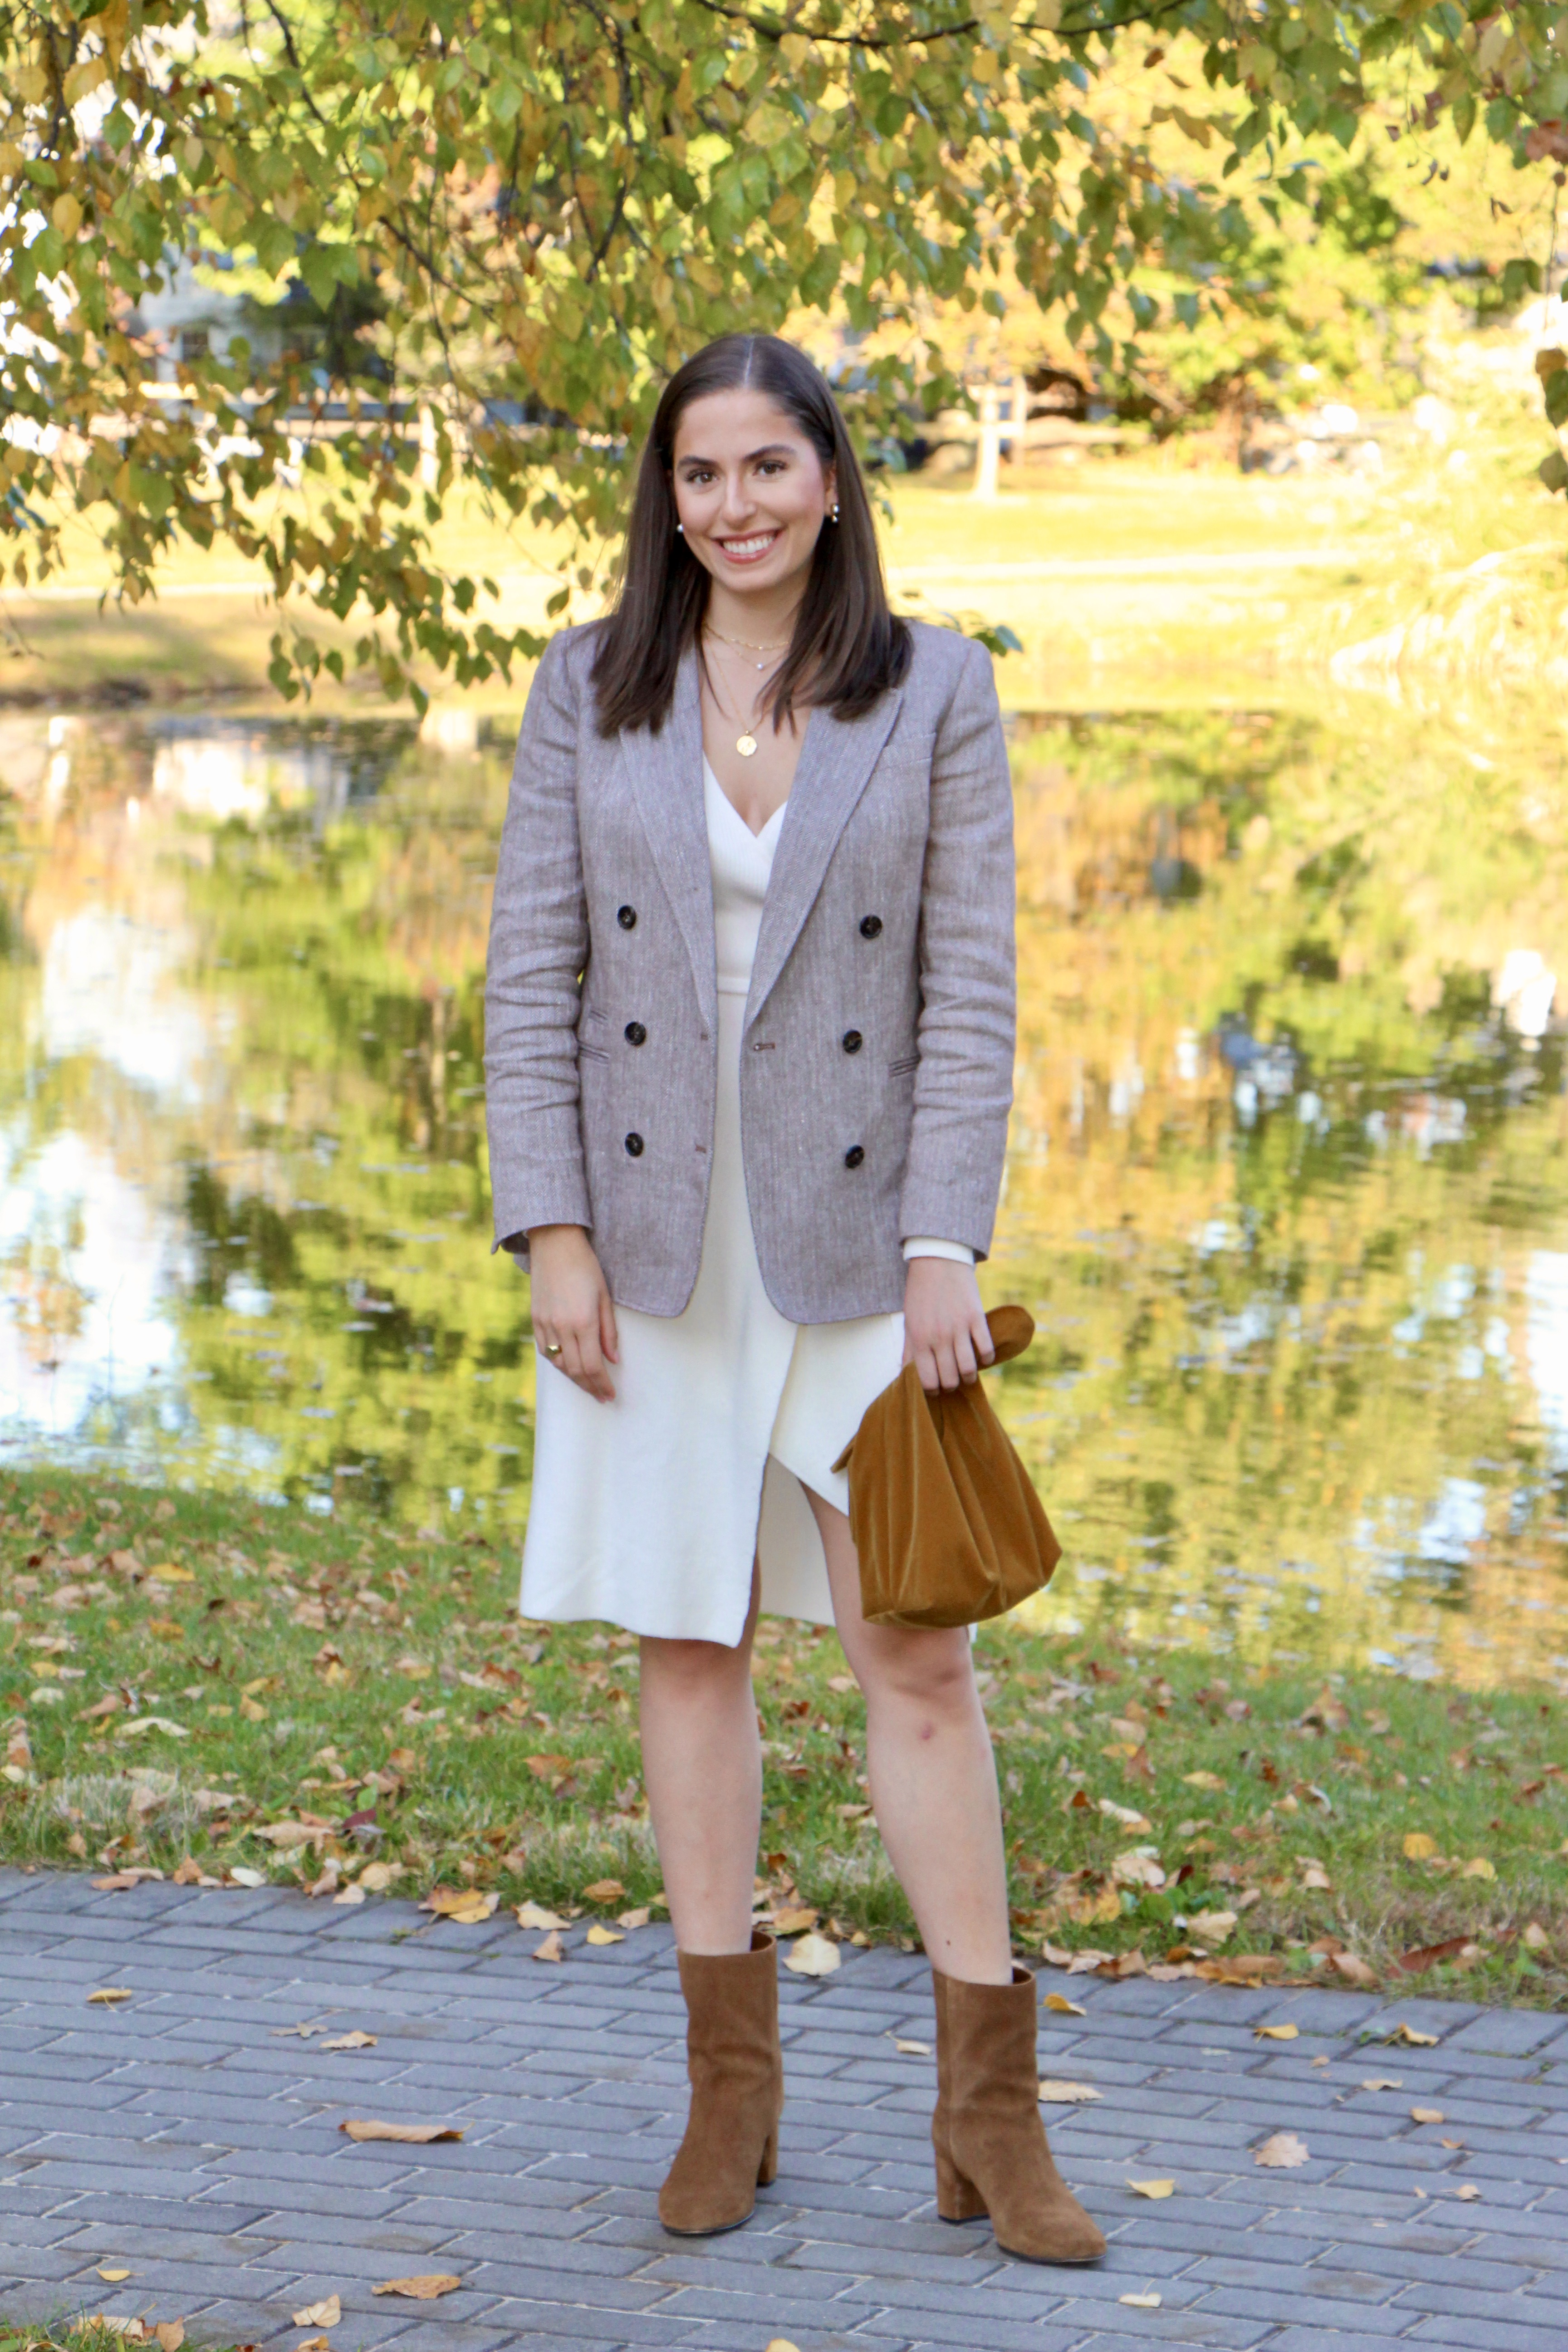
[{"x1": 831, "y1": 1304, "x2": 1061, "y2": 1629}]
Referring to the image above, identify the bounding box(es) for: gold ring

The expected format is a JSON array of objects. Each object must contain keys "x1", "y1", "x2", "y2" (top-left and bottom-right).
[{"x1": 544, "y1": 1340, "x2": 563, "y2": 1356}]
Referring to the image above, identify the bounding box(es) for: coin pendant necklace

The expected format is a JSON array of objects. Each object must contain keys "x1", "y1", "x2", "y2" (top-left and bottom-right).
[{"x1": 706, "y1": 630, "x2": 788, "y2": 759}]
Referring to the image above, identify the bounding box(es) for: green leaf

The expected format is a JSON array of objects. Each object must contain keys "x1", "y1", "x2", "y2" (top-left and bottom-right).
[{"x1": 1539, "y1": 449, "x2": 1568, "y2": 495}]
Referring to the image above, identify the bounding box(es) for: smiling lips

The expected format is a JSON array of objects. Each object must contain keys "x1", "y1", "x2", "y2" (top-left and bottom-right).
[{"x1": 714, "y1": 530, "x2": 782, "y2": 564}]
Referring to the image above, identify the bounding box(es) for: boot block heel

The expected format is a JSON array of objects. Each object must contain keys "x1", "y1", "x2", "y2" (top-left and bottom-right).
[
  {"x1": 756, "y1": 2126, "x2": 778, "y2": 2188},
  {"x1": 935, "y1": 2150, "x2": 988, "y2": 2223}
]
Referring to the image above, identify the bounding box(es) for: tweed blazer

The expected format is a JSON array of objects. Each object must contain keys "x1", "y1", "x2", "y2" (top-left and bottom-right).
[{"x1": 484, "y1": 616, "x2": 1016, "y2": 1324}]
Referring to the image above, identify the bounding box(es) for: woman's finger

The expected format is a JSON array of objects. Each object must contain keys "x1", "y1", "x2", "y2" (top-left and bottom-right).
[
  {"x1": 599, "y1": 1289, "x2": 620, "y2": 1367},
  {"x1": 934, "y1": 1338, "x2": 961, "y2": 1392},
  {"x1": 954, "y1": 1325, "x2": 980, "y2": 1384},
  {"x1": 972, "y1": 1312, "x2": 996, "y2": 1367},
  {"x1": 913, "y1": 1340, "x2": 941, "y2": 1394}
]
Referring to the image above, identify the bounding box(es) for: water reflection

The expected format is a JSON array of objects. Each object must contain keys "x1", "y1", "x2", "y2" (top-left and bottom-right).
[{"x1": 0, "y1": 694, "x2": 1565, "y2": 1682}]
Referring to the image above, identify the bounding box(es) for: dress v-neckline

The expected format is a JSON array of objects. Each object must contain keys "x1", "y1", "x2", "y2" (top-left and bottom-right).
[{"x1": 703, "y1": 756, "x2": 787, "y2": 847}]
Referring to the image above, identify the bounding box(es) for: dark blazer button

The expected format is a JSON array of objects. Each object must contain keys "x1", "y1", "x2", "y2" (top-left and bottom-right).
[
  {"x1": 617, "y1": 904, "x2": 637, "y2": 930},
  {"x1": 625, "y1": 1021, "x2": 647, "y2": 1046},
  {"x1": 624, "y1": 1132, "x2": 644, "y2": 1157},
  {"x1": 858, "y1": 915, "x2": 882, "y2": 939},
  {"x1": 843, "y1": 1144, "x2": 865, "y2": 1169},
  {"x1": 841, "y1": 1029, "x2": 863, "y2": 1054}
]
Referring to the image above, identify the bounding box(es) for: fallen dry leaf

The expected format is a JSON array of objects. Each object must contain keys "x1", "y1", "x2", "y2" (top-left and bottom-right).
[
  {"x1": 1126, "y1": 2178, "x2": 1175, "y2": 2199},
  {"x1": 1181, "y1": 1770, "x2": 1225, "y2": 1790},
  {"x1": 296, "y1": 2338, "x2": 331, "y2": 2352},
  {"x1": 617, "y1": 1906, "x2": 652, "y2": 1930},
  {"x1": 1042, "y1": 1992, "x2": 1086, "y2": 2015},
  {"x1": 339, "y1": 2119, "x2": 464, "y2": 2144},
  {"x1": 1329, "y1": 1953, "x2": 1379, "y2": 1988},
  {"x1": 585, "y1": 1924, "x2": 623, "y2": 1946},
  {"x1": 894, "y1": 2038, "x2": 931, "y2": 2056},
  {"x1": 226, "y1": 1866, "x2": 267, "y2": 1887},
  {"x1": 97, "y1": 2269, "x2": 132, "y2": 2282},
  {"x1": 1523, "y1": 1921, "x2": 1550, "y2": 1950},
  {"x1": 1361, "y1": 2077, "x2": 1403, "y2": 2091},
  {"x1": 1038, "y1": 2080, "x2": 1101, "y2": 2103},
  {"x1": 772, "y1": 1905, "x2": 821, "y2": 1936},
  {"x1": 87, "y1": 1988, "x2": 133, "y2": 2005},
  {"x1": 1454, "y1": 2183, "x2": 1482, "y2": 2201},
  {"x1": 358, "y1": 1860, "x2": 402, "y2": 1893},
  {"x1": 1253, "y1": 2024, "x2": 1298, "y2": 2042},
  {"x1": 291, "y1": 2298, "x2": 341, "y2": 2329},
  {"x1": 514, "y1": 1900, "x2": 566, "y2": 1931},
  {"x1": 580, "y1": 1877, "x2": 626, "y2": 1903},
  {"x1": 1186, "y1": 1910, "x2": 1237, "y2": 1945},
  {"x1": 332, "y1": 1883, "x2": 367, "y2": 1907},
  {"x1": 1299, "y1": 1865, "x2": 1332, "y2": 1892},
  {"x1": 532, "y1": 1930, "x2": 566, "y2": 1963},
  {"x1": 420, "y1": 1887, "x2": 499, "y2": 1924},
  {"x1": 784, "y1": 1930, "x2": 841, "y2": 1978},
  {"x1": 1402, "y1": 1832, "x2": 1437, "y2": 1862},
  {"x1": 1386, "y1": 2024, "x2": 1440, "y2": 2047},
  {"x1": 1461, "y1": 1857, "x2": 1496, "y2": 1881},
  {"x1": 153, "y1": 2323, "x2": 184, "y2": 2352},
  {"x1": 1119, "y1": 2292, "x2": 1162, "y2": 2309},
  {"x1": 1411, "y1": 2107, "x2": 1444, "y2": 2125},
  {"x1": 372, "y1": 2276, "x2": 461, "y2": 2300},
  {"x1": 1254, "y1": 2132, "x2": 1309, "y2": 2169},
  {"x1": 320, "y1": 2031, "x2": 377, "y2": 2052}
]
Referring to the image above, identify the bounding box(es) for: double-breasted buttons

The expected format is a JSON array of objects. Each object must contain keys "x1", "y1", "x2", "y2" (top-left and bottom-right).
[
  {"x1": 617, "y1": 904, "x2": 637, "y2": 931},
  {"x1": 843, "y1": 1144, "x2": 865, "y2": 1169},
  {"x1": 841, "y1": 1029, "x2": 863, "y2": 1055},
  {"x1": 624, "y1": 1132, "x2": 644, "y2": 1157},
  {"x1": 625, "y1": 1021, "x2": 647, "y2": 1046},
  {"x1": 859, "y1": 914, "x2": 882, "y2": 939}
]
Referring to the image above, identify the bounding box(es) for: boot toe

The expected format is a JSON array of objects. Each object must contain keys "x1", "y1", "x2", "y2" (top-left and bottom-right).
[{"x1": 995, "y1": 2199, "x2": 1107, "y2": 2266}]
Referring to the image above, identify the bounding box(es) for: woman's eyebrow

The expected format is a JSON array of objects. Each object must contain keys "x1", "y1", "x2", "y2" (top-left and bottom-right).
[{"x1": 676, "y1": 442, "x2": 796, "y2": 469}]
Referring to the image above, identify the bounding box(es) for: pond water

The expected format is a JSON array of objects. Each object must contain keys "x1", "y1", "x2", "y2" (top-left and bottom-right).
[{"x1": 1, "y1": 689, "x2": 1565, "y2": 1686}]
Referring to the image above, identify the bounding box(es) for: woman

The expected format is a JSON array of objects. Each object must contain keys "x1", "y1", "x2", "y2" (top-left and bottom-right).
[{"x1": 484, "y1": 333, "x2": 1104, "y2": 2267}]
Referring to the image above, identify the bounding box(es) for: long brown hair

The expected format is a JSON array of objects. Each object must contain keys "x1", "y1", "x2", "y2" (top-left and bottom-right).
[{"x1": 590, "y1": 334, "x2": 910, "y2": 739}]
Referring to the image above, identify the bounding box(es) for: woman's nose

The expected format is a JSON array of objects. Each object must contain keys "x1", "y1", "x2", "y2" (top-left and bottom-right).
[{"x1": 717, "y1": 470, "x2": 755, "y2": 524}]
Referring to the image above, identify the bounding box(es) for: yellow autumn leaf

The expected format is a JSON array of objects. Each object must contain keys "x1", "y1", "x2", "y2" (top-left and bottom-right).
[
  {"x1": 1253, "y1": 2024, "x2": 1298, "y2": 2042},
  {"x1": 580, "y1": 1877, "x2": 626, "y2": 1903},
  {"x1": 514, "y1": 1900, "x2": 566, "y2": 1930},
  {"x1": 339, "y1": 2119, "x2": 463, "y2": 2143},
  {"x1": 532, "y1": 1930, "x2": 566, "y2": 1962},
  {"x1": 1126, "y1": 2178, "x2": 1175, "y2": 2199},
  {"x1": 1454, "y1": 2182, "x2": 1482, "y2": 2201},
  {"x1": 1411, "y1": 2107, "x2": 1444, "y2": 2124},
  {"x1": 1386, "y1": 2023, "x2": 1439, "y2": 2047},
  {"x1": 320, "y1": 2030, "x2": 377, "y2": 2051},
  {"x1": 1254, "y1": 2131, "x2": 1309, "y2": 2168},
  {"x1": 154, "y1": 2323, "x2": 184, "y2": 2352},
  {"x1": 784, "y1": 1930, "x2": 841, "y2": 1977},
  {"x1": 372, "y1": 2275, "x2": 461, "y2": 2300},
  {"x1": 585, "y1": 1924, "x2": 624, "y2": 1945},
  {"x1": 1181, "y1": 1771, "x2": 1224, "y2": 1789},
  {"x1": 291, "y1": 2298, "x2": 341, "y2": 2328},
  {"x1": 98, "y1": 2268, "x2": 132, "y2": 2282},
  {"x1": 1402, "y1": 1832, "x2": 1437, "y2": 1861},
  {"x1": 894, "y1": 2038, "x2": 931, "y2": 2056},
  {"x1": 88, "y1": 1988, "x2": 133, "y2": 2004},
  {"x1": 1461, "y1": 1857, "x2": 1495, "y2": 1881},
  {"x1": 1042, "y1": 1992, "x2": 1086, "y2": 2015},
  {"x1": 1038, "y1": 2080, "x2": 1101, "y2": 2102},
  {"x1": 1120, "y1": 2291, "x2": 1163, "y2": 2308}
]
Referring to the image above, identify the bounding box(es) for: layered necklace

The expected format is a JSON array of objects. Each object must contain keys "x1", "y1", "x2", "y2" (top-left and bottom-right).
[{"x1": 704, "y1": 626, "x2": 791, "y2": 758}]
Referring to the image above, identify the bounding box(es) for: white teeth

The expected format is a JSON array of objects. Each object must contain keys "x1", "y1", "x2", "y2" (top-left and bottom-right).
[{"x1": 720, "y1": 534, "x2": 777, "y2": 556}]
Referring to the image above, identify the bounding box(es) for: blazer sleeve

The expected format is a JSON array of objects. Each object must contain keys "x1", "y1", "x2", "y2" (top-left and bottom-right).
[
  {"x1": 484, "y1": 632, "x2": 593, "y2": 1256},
  {"x1": 898, "y1": 636, "x2": 1016, "y2": 1259}
]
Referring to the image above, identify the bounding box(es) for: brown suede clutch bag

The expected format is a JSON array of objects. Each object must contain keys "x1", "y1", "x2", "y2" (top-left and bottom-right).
[{"x1": 831, "y1": 1303, "x2": 1061, "y2": 1629}]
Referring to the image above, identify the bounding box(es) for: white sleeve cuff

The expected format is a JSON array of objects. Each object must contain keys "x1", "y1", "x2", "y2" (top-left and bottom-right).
[{"x1": 902, "y1": 1236, "x2": 976, "y2": 1265}]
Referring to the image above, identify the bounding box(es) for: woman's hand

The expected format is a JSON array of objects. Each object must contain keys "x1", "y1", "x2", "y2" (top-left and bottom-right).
[
  {"x1": 902, "y1": 1256, "x2": 995, "y2": 1394},
  {"x1": 527, "y1": 1225, "x2": 620, "y2": 1402}
]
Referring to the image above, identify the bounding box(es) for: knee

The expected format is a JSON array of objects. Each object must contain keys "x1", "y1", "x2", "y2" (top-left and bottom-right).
[
  {"x1": 641, "y1": 1633, "x2": 750, "y2": 1703},
  {"x1": 864, "y1": 1632, "x2": 977, "y2": 1717}
]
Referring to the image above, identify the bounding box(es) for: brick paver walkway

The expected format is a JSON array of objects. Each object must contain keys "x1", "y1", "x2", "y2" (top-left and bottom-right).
[{"x1": 1, "y1": 1867, "x2": 1565, "y2": 2351}]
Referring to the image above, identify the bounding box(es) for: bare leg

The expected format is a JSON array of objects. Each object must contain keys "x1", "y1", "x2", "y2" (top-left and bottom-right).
[
  {"x1": 806, "y1": 1487, "x2": 1013, "y2": 1984},
  {"x1": 639, "y1": 1563, "x2": 762, "y2": 1955}
]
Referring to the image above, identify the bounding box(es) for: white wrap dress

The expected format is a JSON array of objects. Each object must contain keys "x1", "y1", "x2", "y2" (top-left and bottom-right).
[{"x1": 519, "y1": 762, "x2": 920, "y2": 1647}]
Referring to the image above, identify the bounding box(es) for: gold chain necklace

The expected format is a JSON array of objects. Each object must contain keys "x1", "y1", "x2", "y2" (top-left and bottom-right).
[{"x1": 704, "y1": 629, "x2": 788, "y2": 758}]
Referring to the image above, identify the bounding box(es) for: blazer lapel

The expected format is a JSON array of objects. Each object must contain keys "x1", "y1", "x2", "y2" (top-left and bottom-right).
[
  {"x1": 621, "y1": 649, "x2": 717, "y2": 1028},
  {"x1": 746, "y1": 686, "x2": 904, "y2": 1026}
]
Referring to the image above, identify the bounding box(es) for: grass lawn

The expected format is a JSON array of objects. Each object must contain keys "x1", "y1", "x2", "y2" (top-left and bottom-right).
[{"x1": 4, "y1": 1466, "x2": 1564, "y2": 2008}]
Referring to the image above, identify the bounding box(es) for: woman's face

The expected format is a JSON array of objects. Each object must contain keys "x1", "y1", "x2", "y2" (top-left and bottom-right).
[{"x1": 670, "y1": 387, "x2": 836, "y2": 601}]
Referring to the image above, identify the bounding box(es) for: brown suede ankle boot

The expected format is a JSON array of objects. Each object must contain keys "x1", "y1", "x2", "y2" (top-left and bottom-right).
[
  {"x1": 931, "y1": 1965, "x2": 1106, "y2": 2264},
  {"x1": 658, "y1": 1929, "x2": 784, "y2": 2235}
]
